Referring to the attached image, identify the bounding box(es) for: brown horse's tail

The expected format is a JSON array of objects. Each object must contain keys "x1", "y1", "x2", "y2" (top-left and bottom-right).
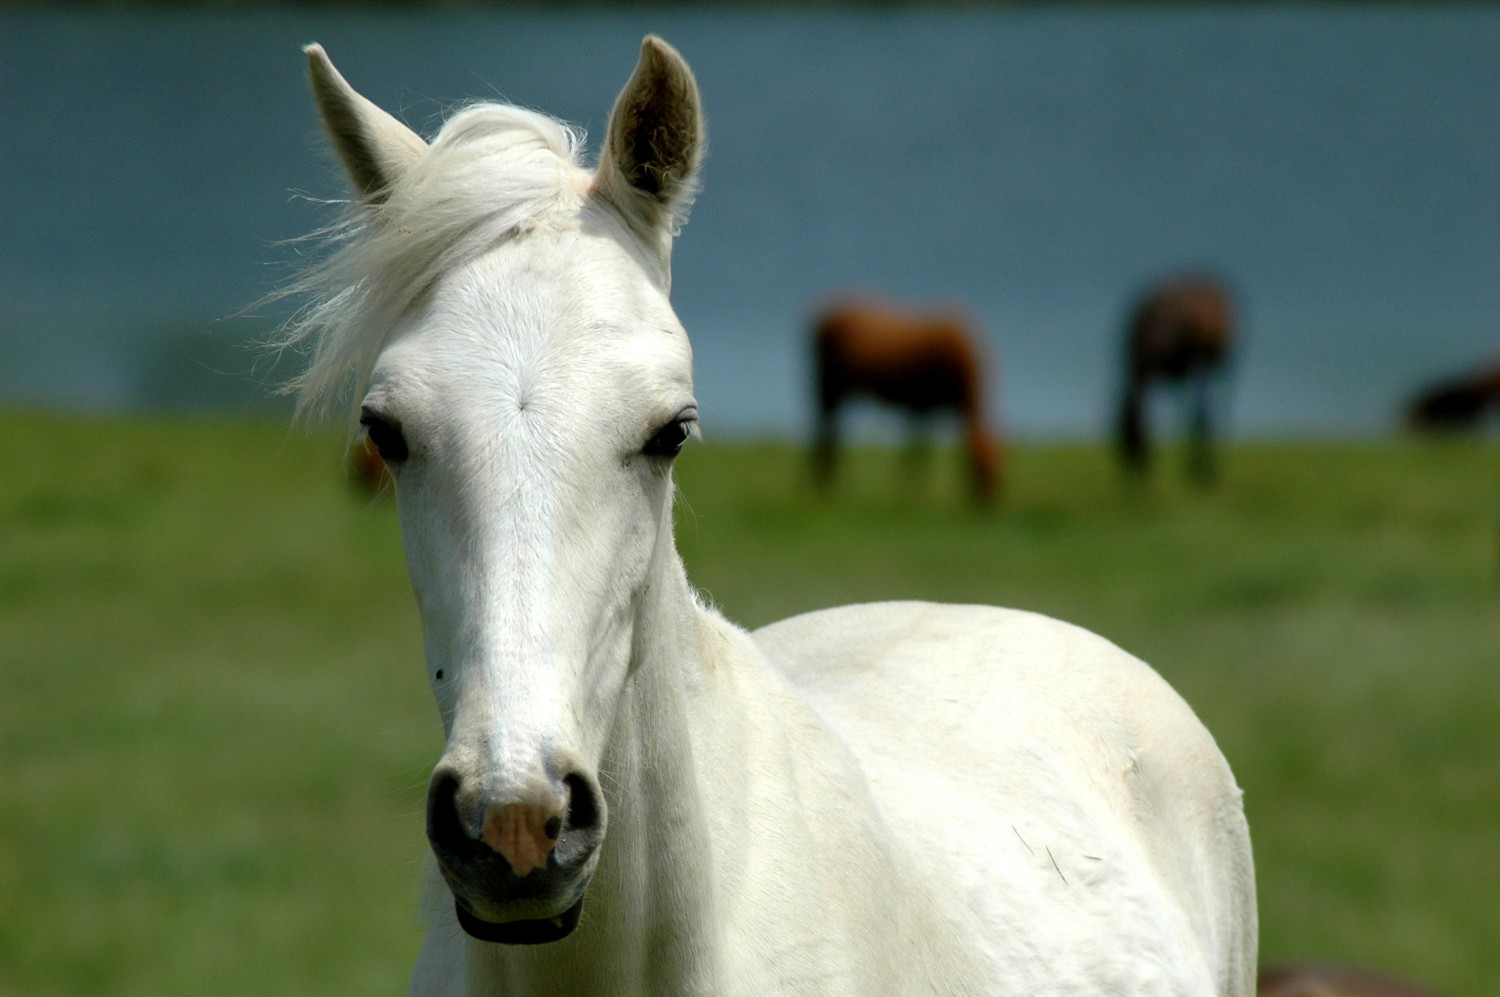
[{"x1": 957, "y1": 352, "x2": 1001, "y2": 504}]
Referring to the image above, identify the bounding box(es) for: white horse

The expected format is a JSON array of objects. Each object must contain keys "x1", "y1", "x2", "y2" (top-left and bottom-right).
[{"x1": 284, "y1": 37, "x2": 1256, "y2": 996}]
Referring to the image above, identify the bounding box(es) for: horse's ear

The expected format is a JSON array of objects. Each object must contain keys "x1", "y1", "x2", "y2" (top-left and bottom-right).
[
  {"x1": 305, "y1": 44, "x2": 427, "y2": 205},
  {"x1": 593, "y1": 37, "x2": 704, "y2": 252}
]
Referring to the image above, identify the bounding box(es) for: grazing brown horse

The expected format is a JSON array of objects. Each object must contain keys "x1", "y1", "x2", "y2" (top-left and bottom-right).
[
  {"x1": 1117, "y1": 277, "x2": 1236, "y2": 485},
  {"x1": 812, "y1": 299, "x2": 1000, "y2": 503},
  {"x1": 1257, "y1": 963, "x2": 1441, "y2": 997},
  {"x1": 1405, "y1": 356, "x2": 1500, "y2": 431}
]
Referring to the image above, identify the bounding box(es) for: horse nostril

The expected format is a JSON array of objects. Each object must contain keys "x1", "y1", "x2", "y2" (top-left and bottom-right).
[
  {"x1": 426, "y1": 770, "x2": 467, "y2": 853},
  {"x1": 562, "y1": 773, "x2": 601, "y2": 833}
]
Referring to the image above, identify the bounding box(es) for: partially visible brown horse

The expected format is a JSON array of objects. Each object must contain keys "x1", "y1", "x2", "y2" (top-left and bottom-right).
[
  {"x1": 812, "y1": 298, "x2": 1000, "y2": 504},
  {"x1": 1405, "y1": 356, "x2": 1500, "y2": 431},
  {"x1": 1258, "y1": 963, "x2": 1441, "y2": 997},
  {"x1": 348, "y1": 433, "x2": 391, "y2": 494},
  {"x1": 1117, "y1": 276, "x2": 1236, "y2": 485}
]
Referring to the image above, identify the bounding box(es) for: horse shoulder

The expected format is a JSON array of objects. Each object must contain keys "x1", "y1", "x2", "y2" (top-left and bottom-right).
[
  {"x1": 685, "y1": 608, "x2": 976, "y2": 993},
  {"x1": 753, "y1": 601, "x2": 1256, "y2": 995}
]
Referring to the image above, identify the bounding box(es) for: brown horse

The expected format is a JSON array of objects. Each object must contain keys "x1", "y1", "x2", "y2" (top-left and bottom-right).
[
  {"x1": 348, "y1": 433, "x2": 391, "y2": 494},
  {"x1": 1405, "y1": 356, "x2": 1500, "y2": 431},
  {"x1": 1117, "y1": 276, "x2": 1236, "y2": 485},
  {"x1": 812, "y1": 299, "x2": 1000, "y2": 504},
  {"x1": 1257, "y1": 963, "x2": 1441, "y2": 997}
]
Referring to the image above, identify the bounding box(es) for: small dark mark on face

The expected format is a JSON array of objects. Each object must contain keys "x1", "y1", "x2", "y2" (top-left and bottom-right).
[
  {"x1": 544, "y1": 816, "x2": 562, "y2": 840},
  {"x1": 435, "y1": 670, "x2": 445, "y2": 682}
]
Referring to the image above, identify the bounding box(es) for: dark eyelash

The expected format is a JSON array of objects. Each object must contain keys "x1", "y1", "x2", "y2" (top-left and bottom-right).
[{"x1": 642, "y1": 417, "x2": 695, "y2": 458}]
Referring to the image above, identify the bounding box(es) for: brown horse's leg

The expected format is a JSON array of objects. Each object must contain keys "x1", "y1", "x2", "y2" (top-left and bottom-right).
[
  {"x1": 812, "y1": 327, "x2": 841, "y2": 492},
  {"x1": 1117, "y1": 381, "x2": 1150, "y2": 477},
  {"x1": 898, "y1": 412, "x2": 934, "y2": 499},
  {"x1": 813, "y1": 397, "x2": 840, "y2": 492},
  {"x1": 1186, "y1": 368, "x2": 1218, "y2": 487}
]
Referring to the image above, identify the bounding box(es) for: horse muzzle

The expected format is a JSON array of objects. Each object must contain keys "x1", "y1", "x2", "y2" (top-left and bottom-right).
[{"x1": 426, "y1": 768, "x2": 605, "y2": 944}]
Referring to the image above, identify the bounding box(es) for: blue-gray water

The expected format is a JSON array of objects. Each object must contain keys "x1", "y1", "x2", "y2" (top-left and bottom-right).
[{"x1": 3, "y1": 6, "x2": 1499, "y2": 437}]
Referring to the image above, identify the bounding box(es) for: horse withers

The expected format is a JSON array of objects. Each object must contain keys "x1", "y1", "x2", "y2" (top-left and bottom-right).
[
  {"x1": 282, "y1": 38, "x2": 1256, "y2": 996},
  {"x1": 813, "y1": 299, "x2": 1001, "y2": 504},
  {"x1": 1117, "y1": 276, "x2": 1236, "y2": 486}
]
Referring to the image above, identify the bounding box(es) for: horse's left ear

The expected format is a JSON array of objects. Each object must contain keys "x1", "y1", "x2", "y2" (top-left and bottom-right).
[{"x1": 593, "y1": 37, "x2": 704, "y2": 267}]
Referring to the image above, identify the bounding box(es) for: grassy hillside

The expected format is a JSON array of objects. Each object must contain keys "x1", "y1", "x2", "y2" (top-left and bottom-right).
[{"x1": 2, "y1": 412, "x2": 1495, "y2": 994}]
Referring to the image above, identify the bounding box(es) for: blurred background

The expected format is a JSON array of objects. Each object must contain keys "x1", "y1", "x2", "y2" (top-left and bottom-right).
[
  {"x1": 2, "y1": 3, "x2": 1497, "y2": 996},
  {"x1": 5, "y1": 3, "x2": 1500, "y2": 435}
]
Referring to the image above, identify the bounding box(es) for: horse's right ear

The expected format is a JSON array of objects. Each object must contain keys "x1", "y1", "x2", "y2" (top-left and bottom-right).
[
  {"x1": 305, "y1": 44, "x2": 427, "y2": 205},
  {"x1": 593, "y1": 37, "x2": 704, "y2": 257}
]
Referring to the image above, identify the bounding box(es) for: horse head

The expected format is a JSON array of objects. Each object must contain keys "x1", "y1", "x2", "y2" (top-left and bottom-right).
[{"x1": 301, "y1": 38, "x2": 704, "y2": 944}]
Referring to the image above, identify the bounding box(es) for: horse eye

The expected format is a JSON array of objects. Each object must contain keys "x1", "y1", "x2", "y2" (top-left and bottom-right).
[
  {"x1": 360, "y1": 406, "x2": 409, "y2": 463},
  {"x1": 642, "y1": 417, "x2": 695, "y2": 459}
]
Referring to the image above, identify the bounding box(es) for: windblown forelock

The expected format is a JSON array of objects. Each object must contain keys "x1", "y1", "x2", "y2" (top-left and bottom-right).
[{"x1": 273, "y1": 103, "x2": 591, "y2": 427}]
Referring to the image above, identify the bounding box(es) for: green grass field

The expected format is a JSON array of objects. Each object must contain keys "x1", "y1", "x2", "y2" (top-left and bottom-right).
[{"x1": 2, "y1": 411, "x2": 1496, "y2": 994}]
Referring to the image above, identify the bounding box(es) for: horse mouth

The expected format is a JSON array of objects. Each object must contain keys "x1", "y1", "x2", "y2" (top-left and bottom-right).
[{"x1": 455, "y1": 893, "x2": 585, "y2": 945}]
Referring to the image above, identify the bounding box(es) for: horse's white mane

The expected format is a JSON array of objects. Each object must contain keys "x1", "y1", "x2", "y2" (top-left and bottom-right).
[{"x1": 275, "y1": 103, "x2": 590, "y2": 423}]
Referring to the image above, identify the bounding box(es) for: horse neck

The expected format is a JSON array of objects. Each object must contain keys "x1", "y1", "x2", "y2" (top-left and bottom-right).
[{"x1": 598, "y1": 555, "x2": 737, "y2": 978}]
